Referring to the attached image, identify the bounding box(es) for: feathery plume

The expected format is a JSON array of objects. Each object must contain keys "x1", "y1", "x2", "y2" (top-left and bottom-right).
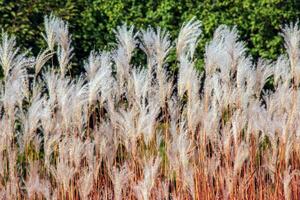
[{"x1": 176, "y1": 17, "x2": 201, "y2": 58}]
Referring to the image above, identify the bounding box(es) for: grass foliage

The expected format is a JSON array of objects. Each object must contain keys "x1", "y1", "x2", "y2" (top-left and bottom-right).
[{"x1": 0, "y1": 15, "x2": 300, "y2": 199}]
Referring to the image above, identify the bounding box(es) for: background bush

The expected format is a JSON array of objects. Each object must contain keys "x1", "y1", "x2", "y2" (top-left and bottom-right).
[{"x1": 0, "y1": 0, "x2": 300, "y2": 72}]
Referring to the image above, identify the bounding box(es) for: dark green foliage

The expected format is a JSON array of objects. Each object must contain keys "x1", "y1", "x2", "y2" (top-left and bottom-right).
[{"x1": 0, "y1": 0, "x2": 299, "y2": 72}]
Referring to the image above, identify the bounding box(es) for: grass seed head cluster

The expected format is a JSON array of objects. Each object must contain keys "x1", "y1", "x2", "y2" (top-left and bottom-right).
[{"x1": 0, "y1": 15, "x2": 300, "y2": 199}]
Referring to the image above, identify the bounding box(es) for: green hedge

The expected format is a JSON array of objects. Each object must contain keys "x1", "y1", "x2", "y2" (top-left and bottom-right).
[{"x1": 0, "y1": 0, "x2": 300, "y2": 72}]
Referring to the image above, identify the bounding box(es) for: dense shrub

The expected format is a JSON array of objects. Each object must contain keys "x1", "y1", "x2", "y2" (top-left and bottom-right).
[{"x1": 1, "y1": 0, "x2": 300, "y2": 73}]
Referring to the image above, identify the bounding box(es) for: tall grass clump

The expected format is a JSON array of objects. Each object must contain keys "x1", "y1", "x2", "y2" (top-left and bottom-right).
[{"x1": 0, "y1": 15, "x2": 300, "y2": 200}]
